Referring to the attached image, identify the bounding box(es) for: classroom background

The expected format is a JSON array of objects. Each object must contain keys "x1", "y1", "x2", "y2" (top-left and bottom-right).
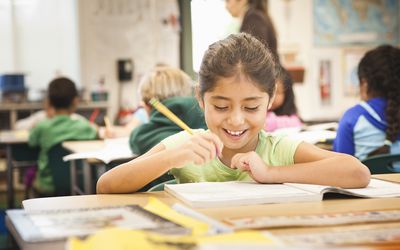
[
  {"x1": 1, "y1": 0, "x2": 399, "y2": 127},
  {"x1": 0, "y1": 0, "x2": 399, "y2": 249}
]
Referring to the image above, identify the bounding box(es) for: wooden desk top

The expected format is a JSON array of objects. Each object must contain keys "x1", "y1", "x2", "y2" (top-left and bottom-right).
[
  {"x1": 18, "y1": 174, "x2": 400, "y2": 249},
  {"x1": 0, "y1": 130, "x2": 29, "y2": 144},
  {"x1": 23, "y1": 174, "x2": 400, "y2": 213}
]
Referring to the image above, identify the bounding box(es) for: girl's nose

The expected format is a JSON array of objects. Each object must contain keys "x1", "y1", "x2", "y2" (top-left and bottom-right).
[{"x1": 227, "y1": 110, "x2": 245, "y2": 126}]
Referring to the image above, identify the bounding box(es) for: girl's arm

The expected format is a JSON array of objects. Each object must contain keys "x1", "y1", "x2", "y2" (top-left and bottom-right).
[
  {"x1": 231, "y1": 142, "x2": 370, "y2": 188},
  {"x1": 96, "y1": 132, "x2": 223, "y2": 194}
]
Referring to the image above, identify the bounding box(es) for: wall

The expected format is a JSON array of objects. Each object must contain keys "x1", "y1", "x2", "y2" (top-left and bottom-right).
[
  {"x1": 270, "y1": 0, "x2": 360, "y2": 121},
  {"x1": 78, "y1": 0, "x2": 180, "y2": 120},
  {"x1": 0, "y1": 0, "x2": 80, "y2": 100}
]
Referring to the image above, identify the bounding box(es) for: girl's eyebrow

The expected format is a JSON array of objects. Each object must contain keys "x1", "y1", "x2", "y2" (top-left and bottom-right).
[{"x1": 210, "y1": 96, "x2": 264, "y2": 101}]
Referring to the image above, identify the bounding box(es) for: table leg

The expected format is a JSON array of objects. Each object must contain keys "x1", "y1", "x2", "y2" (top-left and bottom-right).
[
  {"x1": 70, "y1": 160, "x2": 77, "y2": 195},
  {"x1": 83, "y1": 161, "x2": 92, "y2": 194},
  {"x1": 6, "y1": 145, "x2": 14, "y2": 208}
]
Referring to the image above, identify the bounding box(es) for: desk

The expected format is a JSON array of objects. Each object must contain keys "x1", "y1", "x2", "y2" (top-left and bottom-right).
[
  {"x1": 0, "y1": 130, "x2": 33, "y2": 208},
  {"x1": 62, "y1": 140, "x2": 105, "y2": 195},
  {"x1": 0, "y1": 101, "x2": 108, "y2": 130},
  {"x1": 62, "y1": 139, "x2": 134, "y2": 195},
  {"x1": 7, "y1": 174, "x2": 400, "y2": 250}
]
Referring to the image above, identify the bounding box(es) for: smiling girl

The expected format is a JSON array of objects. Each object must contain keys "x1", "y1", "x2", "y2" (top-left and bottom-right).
[{"x1": 97, "y1": 33, "x2": 370, "y2": 194}]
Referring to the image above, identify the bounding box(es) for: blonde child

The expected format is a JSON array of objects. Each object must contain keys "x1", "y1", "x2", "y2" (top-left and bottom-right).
[
  {"x1": 97, "y1": 33, "x2": 370, "y2": 194},
  {"x1": 129, "y1": 66, "x2": 207, "y2": 156}
]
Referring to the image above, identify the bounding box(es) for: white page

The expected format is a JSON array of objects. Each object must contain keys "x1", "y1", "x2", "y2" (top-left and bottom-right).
[
  {"x1": 286, "y1": 179, "x2": 400, "y2": 198},
  {"x1": 63, "y1": 137, "x2": 134, "y2": 163},
  {"x1": 165, "y1": 182, "x2": 321, "y2": 208}
]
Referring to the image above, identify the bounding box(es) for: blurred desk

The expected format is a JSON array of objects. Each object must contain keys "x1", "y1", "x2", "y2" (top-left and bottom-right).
[
  {"x1": 0, "y1": 130, "x2": 36, "y2": 208},
  {"x1": 62, "y1": 139, "x2": 135, "y2": 195},
  {"x1": 0, "y1": 101, "x2": 108, "y2": 130},
  {"x1": 7, "y1": 174, "x2": 400, "y2": 250}
]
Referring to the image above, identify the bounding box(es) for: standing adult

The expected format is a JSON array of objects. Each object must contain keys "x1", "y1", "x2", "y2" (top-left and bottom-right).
[{"x1": 225, "y1": 0, "x2": 278, "y2": 60}]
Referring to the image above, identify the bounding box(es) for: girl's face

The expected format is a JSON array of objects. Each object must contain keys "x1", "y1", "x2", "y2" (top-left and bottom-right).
[
  {"x1": 225, "y1": 0, "x2": 247, "y2": 18},
  {"x1": 199, "y1": 76, "x2": 270, "y2": 153},
  {"x1": 270, "y1": 80, "x2": 284, "y2": 111}
]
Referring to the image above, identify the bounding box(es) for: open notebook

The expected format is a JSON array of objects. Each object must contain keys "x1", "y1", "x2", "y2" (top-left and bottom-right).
[
  {"x1": 165, "y1": 179, "x2": 400, "y2": 208},
  {"x1": 63, "y1": 137, "x2": 135, "y2": 164}
]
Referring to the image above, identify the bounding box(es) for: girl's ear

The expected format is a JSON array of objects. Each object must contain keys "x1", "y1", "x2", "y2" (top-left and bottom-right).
[
  {"x1": 142, "y1": 101, "x2": 153, "y2": 116},
  {"x1": 194, "y1": 85, "x2": 205, "y2": 109},
  {"x1": 359, "y1": 78, "x2": 368, "y2": 101}
]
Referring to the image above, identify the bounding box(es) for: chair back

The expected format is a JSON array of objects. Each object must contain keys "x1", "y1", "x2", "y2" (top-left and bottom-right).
[
  {"x1": 361, "y1": 153, "x2": 400, "y2": 174},
  {"x1": 48, "y1": 143, "x2": 72, "y2": 196},
  {"x1": 11, "y1": 143, "x2": 39, "y2": 166}
]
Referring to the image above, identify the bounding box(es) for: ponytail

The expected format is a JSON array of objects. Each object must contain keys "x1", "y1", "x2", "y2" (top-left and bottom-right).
[{"x1": 362, "y1": 45, "x2": 400, "y2": 157}]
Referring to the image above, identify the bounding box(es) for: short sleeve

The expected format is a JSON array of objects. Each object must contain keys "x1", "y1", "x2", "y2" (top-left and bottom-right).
[
  {"x1": 333, "y1": 112, "x2": 355, "y2": 155},
  {"x1": 266, "y1": 134, "x2": 302, "y2": 166}
]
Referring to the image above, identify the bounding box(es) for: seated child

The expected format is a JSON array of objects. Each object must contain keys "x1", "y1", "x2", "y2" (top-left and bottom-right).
[
  {"x1": 29, "y1": 77, "x2": 98, "y2": 195},
  {"x1": 129, "y1": 66, "x2": 207, "y2": 156},
  {"x1": 96, "y1": 33, "x2": 370, "y2": 194},
  {"x1": 264, "y1": 65, "x2": 302, "y2": 132},
  {"x1": 333, "y1": 45, "x2": 400, "y2": 162}
]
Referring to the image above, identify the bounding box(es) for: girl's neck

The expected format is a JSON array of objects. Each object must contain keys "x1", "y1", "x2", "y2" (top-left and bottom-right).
[{"x1": 238, "y1": 4, "x2": 249, "y2": 21}]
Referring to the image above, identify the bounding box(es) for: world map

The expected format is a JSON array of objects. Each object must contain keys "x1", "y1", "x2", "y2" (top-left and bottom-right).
[{"x1": 313, "y1": 0, "x2": 399, "y2": 45}]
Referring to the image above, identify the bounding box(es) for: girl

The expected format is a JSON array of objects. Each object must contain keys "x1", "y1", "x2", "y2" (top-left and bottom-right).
[
  {"x1": 225, "y1": 0, "x2": 278, "y2": 60},
  {"x1": 333, "y1": 45, "x2": 400, "y2": 161},
  {"x1": 264, "y1": 65, "x2": 302, "y2": 132},
  {"x1": 97, "y1": 33, "x2": 370, "y2": 194}
]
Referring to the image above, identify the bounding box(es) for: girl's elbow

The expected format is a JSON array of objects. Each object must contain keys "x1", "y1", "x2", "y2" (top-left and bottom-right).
[
  {"x1": 357, "y1": 164, "x2": 371, "y2": 188},
  {"x1": 96, "y1": 175, "x2": 110, "y2": 194},
  {"x1": 347, "y1": 155, "x2": 371, "y2": 187}
]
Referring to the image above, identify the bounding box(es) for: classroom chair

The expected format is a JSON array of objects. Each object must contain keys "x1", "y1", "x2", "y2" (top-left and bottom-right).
[
  {"x1": 147, "y1": 179, "x2": 177, "y2": 192},
  {"x1": 361, "y1": 153, "x2": 400, "y2": 174},
  {"x1": 47, "y1": 143, "x2": 73, "y2": 196},
  {"x1": 10, "y1": 144, "x2": 39, "y2": 200}
]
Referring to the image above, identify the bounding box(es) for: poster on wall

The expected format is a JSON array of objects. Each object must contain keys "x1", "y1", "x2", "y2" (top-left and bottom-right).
[
  {"x1": 313, "y1": 0, "x2": 399, "y2": 46},
  {"x1": 318, "y1": 60, "x2": 332, "y2": 106},
  {"x1": 342, "y1": 49, "x2": 368, "y2": 97}
]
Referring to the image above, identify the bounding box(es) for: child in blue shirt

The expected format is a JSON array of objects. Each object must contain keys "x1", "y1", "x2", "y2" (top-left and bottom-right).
[
  {"x1": 333, "y1": 45, "x2": 400, "y2": 161},
  {"x1": 97, "y1": 33, "x2": 370, "y2": 194}
]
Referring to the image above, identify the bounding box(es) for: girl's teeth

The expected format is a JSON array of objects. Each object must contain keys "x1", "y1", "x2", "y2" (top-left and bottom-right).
[{"x1": 226, "y1": 130, "x2": 244, "y2": 136}]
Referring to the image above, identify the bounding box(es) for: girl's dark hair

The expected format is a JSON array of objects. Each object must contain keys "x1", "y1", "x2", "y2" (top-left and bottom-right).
[
  {"x1": 199, "y1": 33, "x2": 276, "y2": 99},
  {"x1": 358, "y1": 45, "x2": 400, "y2": 156},
  {"x1": 274, "y1": 65, "x2": 298, "y2": 116},
  {"x1": 246, "y1": 0, "x2": 277, "y2": 58},
  {"x1": 48, "y1": 77, "x2": 78, "y2": 109}
]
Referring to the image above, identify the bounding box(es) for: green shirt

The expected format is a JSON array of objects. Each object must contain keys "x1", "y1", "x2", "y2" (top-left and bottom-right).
[
  {"x1": 29, "y1": 115, "x2": 97, "y2": 194},
  {"x1": 162, "y1": 129, "x2": 301, "y2": 183}
]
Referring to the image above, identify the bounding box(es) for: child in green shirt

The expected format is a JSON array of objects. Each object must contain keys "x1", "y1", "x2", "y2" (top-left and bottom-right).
[{"x1": 29, "y1": 77, "x2": 97, "y2": 195}]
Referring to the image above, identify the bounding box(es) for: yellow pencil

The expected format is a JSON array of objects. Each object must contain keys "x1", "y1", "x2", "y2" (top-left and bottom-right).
[{"x1": 149, "y1": 98, "x2": 193, "y2": 135}]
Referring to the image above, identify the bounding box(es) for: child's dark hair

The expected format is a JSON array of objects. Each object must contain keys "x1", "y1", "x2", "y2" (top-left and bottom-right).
[
  {"x1": 273, "y1": 64, "x2": 298, "y2": 116},
  {"x1": 48, "y1": 77, "x2": 78, "y2": 109},
  {"x1": 199, "y1": 33, "x2": 276, "y2": 99},
  {"x1": 358, "y1": 45, "x2": 400, "y2": 156}
]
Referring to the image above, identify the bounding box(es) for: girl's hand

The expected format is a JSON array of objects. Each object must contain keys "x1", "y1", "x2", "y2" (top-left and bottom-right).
[
  {"x1": 230, "y1": 151, "x2": 272, "y2": 183},
  {"x1": 173, "y1": 132, "x2": 223, "y2": 168}
]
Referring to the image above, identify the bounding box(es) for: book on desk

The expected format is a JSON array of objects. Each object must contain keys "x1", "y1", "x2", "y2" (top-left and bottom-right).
[
  {"x1": 165, "y1": 178, "x2": 400, "y2": 208},
  {"x1": 6, "y1": 205, "x2": 189, "y2": 242},
  {"x1": 63, "y1": 137, "x2": 135, "y2": 164}
]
